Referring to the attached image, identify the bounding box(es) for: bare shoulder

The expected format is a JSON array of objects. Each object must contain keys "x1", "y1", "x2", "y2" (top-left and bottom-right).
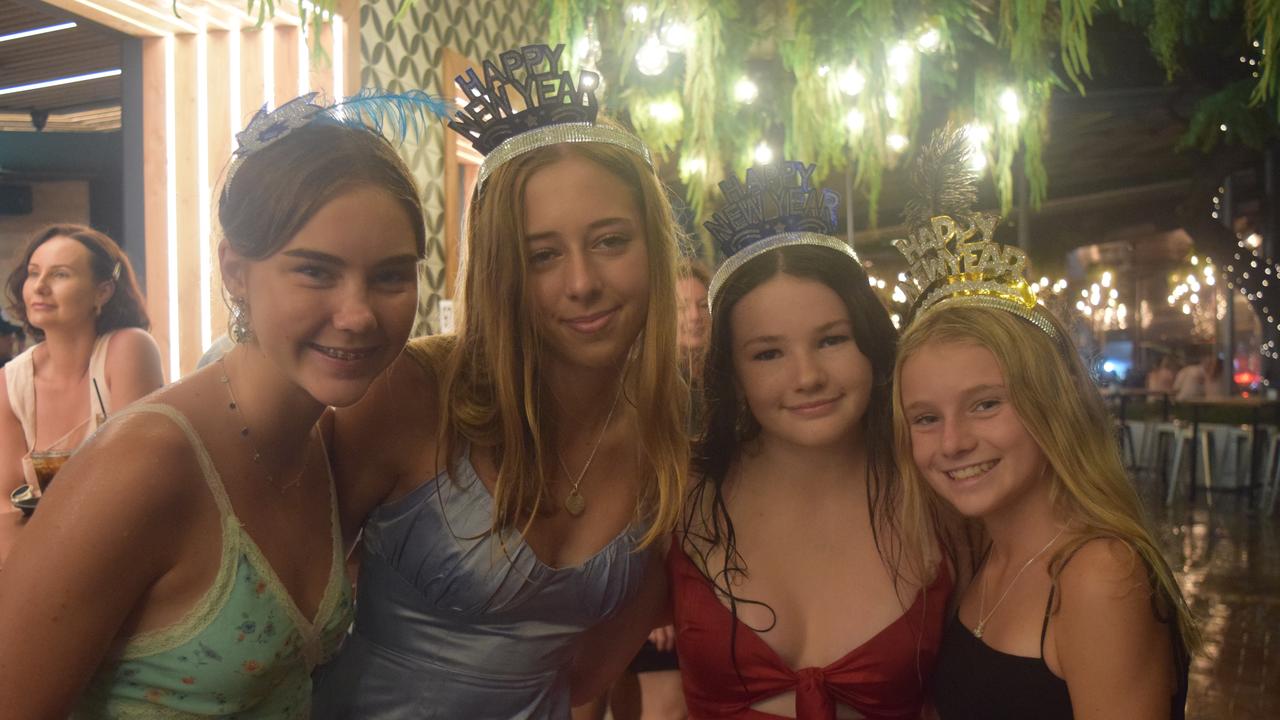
[
  {"x1": 331, "y1": 343, "x2": 443, "y2": 534},
  {"x1": 54, "y1": 405, "x2": 207, "y2": 520},
  {"x1": 1056, "y1": 537, "x2": 1153, "y2": 609},
  {"x1": 340, "y1": 346, "x2": 440, "y2": 447},
  {"x1": 103, "y1": 328, "x2": 165, "y2": 403},
  {"x1": 1051, "y1": 536, "x2": 1169, "y2": 674},
  {"x1": 105, "y1": 326, "x2": 162, "y2": 360},
  {"x1": 8, "y1": 404, "x2": 209, "y2": 591}
]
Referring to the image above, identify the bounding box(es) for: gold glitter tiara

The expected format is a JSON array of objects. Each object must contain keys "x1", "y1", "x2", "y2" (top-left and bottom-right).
[
  {"x1": 445, "y1": 44, "x2": 653, "y2": 187},
  {"x1": 892, "y1": 128, "x2": 1057, "y2": 338}
]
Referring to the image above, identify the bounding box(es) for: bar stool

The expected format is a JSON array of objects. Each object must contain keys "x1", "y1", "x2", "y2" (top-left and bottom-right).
[{"x1": 1164, "y1": 422, "x2": 1214, "y2": 506}]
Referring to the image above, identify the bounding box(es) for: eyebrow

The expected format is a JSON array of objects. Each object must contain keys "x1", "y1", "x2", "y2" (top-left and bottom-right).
[
  {"x1": 739, "y1": 319, "x2": 851, "y2": 348},
  {"x1": 902, "y1": 383, "x2": 1007, "y2": 414},
  {"x1": 280, "y1": 249, "x2": 419, "y2": 268},
  {"x1": 525, "y1": 217, "x2": 634, "y2": 243},
  {"x1": 27, "y1": 263, "x2": 73, "y2": 272}
]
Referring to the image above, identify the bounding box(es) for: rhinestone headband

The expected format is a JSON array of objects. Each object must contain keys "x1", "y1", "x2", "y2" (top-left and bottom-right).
[
  {"x1": 477, "y1": 122, "x2": 653, "y2": 187},
  {"x1": 708, "y1": 232, "x2": 860, "y2": 311}
]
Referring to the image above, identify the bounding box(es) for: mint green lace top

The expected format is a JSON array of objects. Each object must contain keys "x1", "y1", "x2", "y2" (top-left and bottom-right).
[{"x1": 74, "y1": 403, "x2": 353, "y2": 719}]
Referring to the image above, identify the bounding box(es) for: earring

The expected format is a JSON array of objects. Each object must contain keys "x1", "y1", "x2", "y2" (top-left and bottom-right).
[{"x1": 229, "y1": 297, "x2": 254, "y2": 343}]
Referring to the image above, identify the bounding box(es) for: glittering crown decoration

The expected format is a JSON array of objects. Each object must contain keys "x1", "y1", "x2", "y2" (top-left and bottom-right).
[
  {"x1": 223, "y1": 89, "x2": 450, "y2": 196},
  {"x1": 891, "y1": 127, "x2": 1056, "y2": 338},
  {"x1": 446, "y1": 43, "x2": 652, "y2": 186},
  {"x1": 706, "y1": 160, "x2": 858, "y2": 309}
]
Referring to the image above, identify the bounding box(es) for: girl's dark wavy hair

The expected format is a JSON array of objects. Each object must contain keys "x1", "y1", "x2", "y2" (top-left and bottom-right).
[
  {"x1": 6, "y1": 224, "x2": 149, "y2": 340},
  {"x1": 680, "y1": 243, "x2": 907, "y2": 681}
]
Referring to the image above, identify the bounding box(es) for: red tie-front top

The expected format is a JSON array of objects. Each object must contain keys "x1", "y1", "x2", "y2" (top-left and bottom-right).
[{"x1": 669, "y1": 542, "x2": 952, "y2": 720}]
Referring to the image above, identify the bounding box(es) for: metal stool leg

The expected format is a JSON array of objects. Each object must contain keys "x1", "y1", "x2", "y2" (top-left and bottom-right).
[
  {"x1": 1199, "y1": 429, "x2": 1214, "y2": 504},
  {"x1": 1166, "y1": 431, "x2": 1187, "y2": 507}
]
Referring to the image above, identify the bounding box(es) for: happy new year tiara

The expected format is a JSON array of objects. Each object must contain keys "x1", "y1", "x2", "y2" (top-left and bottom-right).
[
  {"x1": 446, "y1": 43, "x2": 652, "y2": 186},
  {"x1": 223, "y1": 90, "x2": 451, "y2": 197},
  {"x1": 891, "y1": 127, "x2": 1058, "y2": 339},
  {"x1": 705, "y1": 160, "x2": 859, "y2": 310}
]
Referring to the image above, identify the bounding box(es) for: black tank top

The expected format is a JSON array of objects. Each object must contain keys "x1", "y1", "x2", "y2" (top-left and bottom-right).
[{"x1": 930, "y1": 582, "x2": 1188, "y2": 719}]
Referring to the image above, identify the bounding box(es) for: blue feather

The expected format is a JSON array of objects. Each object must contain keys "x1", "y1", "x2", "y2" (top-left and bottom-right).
[{"x1": 326, "y1": 89, "x2": 452, "y2": 141}]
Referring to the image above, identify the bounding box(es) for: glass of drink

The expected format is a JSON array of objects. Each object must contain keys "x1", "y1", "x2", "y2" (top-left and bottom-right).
[{"x1": 29, "y1": 450, "x2": 72, "y2": 494}]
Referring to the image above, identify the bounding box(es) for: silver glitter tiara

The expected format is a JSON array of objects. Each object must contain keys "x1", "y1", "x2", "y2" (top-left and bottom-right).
[
  {"x1": 446, "y1": 43, "x2": 652, "y2": 187},
  {"x1": 708, "y1": 232, "x2": 859, "y2": 310},
  {"x1": 705, "y1": 161, "x2": 860, "y2": 310},
  {"x1": 478, "y1": 122, "x2": 651, "y2": 186}
]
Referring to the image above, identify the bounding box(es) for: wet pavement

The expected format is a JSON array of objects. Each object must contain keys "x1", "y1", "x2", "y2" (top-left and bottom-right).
[{"x1": 1143, "y1": 481, "x2": 1280, "y2": 719}]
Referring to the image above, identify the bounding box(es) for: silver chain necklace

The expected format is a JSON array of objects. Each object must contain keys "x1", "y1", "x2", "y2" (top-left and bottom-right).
[{"x1": 973, "y1": 526, "x2": 1067, "y2": 639}]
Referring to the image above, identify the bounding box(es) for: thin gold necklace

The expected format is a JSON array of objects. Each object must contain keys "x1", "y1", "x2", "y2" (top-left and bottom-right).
[
  {"x1": 973, "y1": 526, "x2": 1067, "y2": 639},
  {"x1": 554, "y1": 380, "x2": 623, "y2": 517},
  {"x1": 218, "y1": 357, "x2": 313, "y2": 493}
]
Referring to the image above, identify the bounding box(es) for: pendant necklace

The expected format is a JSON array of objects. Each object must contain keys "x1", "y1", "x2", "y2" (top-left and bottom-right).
[
  {"x1": 555, "y1": 380, "x2": 623, "y2": 517},
  {"x1": 218, "y1": 357, "x2": 313, "y2": 493},
  {"x1": 973, "y1": 526, "x2": 1067, "y2": 639}
]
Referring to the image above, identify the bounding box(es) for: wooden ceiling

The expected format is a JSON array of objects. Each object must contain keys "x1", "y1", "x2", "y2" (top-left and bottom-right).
[{"x1": 0, "y1": 0, "x2": 122, "y2": 123}]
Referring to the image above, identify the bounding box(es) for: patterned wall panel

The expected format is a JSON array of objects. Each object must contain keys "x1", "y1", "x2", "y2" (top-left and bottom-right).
[{"x1": 361, "y1": 0, "x2": 541, "y2": 334}]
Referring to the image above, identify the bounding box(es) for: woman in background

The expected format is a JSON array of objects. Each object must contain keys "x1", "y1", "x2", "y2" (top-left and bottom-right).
[{"x1": 0, "y1": 224, "x2": 162, "y2": 500}]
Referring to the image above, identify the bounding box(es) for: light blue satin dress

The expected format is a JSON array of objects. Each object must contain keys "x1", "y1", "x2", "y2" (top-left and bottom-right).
[{"x1": 311, "y1": 455, "x2": 650, "y2": 719}]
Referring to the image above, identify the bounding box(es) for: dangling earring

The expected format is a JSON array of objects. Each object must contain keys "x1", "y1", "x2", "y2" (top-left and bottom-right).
[{"x1": 229, "y1": 297, "x2": 254, "y2": 343}]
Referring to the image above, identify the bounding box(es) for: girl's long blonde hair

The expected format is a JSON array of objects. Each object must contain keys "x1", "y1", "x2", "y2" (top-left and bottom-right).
[
  {"x1": 892, "y1": 305, "x2": 1200, "y2": 657},
  {"x1": 410, "y1": 128, "x2": 687, "y2": 548}
]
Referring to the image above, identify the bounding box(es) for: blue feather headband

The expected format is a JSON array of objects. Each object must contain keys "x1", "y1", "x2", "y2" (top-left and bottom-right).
[{"x1": 223, "y1": 89, "x2": 451, "y2": 195}]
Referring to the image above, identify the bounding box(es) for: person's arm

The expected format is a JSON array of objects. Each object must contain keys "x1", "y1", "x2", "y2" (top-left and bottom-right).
[
  {"x1": 0, "y1": 370, "x2": 28, "y2": 494},
  {"x1": 103, "y1": 328, "x2": 165, "y2": 410},
  {"x1": 1050, "y1": 539, "x2": 1177, "y2": 720},
  {"x1": 569, "y1": 549, "x2": 671, "y2": 706},
  {"x1": 331, "y1": 350, "x2": 439, "y2": 548},
  {"x1": 0, "y1": 413, "x2": 190, "y2": 715}
]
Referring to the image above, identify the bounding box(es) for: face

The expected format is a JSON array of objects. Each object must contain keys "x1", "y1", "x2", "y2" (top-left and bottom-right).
[
  {"x1": 730, "y1": 274, "x2": 872, "y2": 449},
  {"x1": 523, "y1": 154, "x2": 650, "y2": 371},
  {"x1": 899, "y1": 340, "x2": 1051, "y2": 519},
  {"x1": 224, "y1": 186, "x2": 420, "y2": 408},
  {"x1": 676, "y1": 276, "x2": 710, "y2": 353},
  {"x1": 23, "y1": 237, "x2": 112, "y2": 331}
]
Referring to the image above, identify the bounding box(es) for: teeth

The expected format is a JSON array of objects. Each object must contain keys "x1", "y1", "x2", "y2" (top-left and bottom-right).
[
  {"x1": 315, "y1": 345, "x2": 369, "y2": 361},
  {"x1": 948, "y1": 461, "x2": 996, "y2": 480}
]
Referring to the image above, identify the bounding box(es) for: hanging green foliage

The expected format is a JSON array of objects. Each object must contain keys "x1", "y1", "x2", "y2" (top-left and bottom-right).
[
  {"x1": 536, "y1": 0, "x2": 1111, "y2": 234},
  {"x1": 1147, "y1": 0, "x2": 1186, "y2": 79}
]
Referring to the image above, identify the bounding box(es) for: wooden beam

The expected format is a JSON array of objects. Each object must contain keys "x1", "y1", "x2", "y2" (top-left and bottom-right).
[
  {"x1": 140, "y1": 35, "x2": 170, "y2": 379},
  {"x1": 206, "y1": 29, "x2": 232, "y2": 345},
  {"x1": 173, "y1": 33, "x2": 202, "y2": 374}
]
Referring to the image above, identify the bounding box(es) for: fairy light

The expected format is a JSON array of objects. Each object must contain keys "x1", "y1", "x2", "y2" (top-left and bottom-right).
[
  {"x1": 916, "y1": 28, "x2": 941, "y2": 53},
  {"x1": 753, "y1": 141, "x2": 774, "y2": 164},
  {"x1": 998, "y1": 88, "x2": 1021, "y2": 125},
  {"x1": 838, "y1": 64, "x2": 866, "y2": 96},
  {"x1": 635, "y1": 36, "x2": 669, "y2": 76},
  {"x1": 888, "y1": 41, "x2": 913, "y2": 85},
  {"x1": 734, "y1": 77, "x2": 759, "y2": 104},
  {"x1": 844, "y1": 108, "x2": 865, "y2": 135},
  {"x1": 661, "y1": 21, "x2": 694, "y2": 50}
]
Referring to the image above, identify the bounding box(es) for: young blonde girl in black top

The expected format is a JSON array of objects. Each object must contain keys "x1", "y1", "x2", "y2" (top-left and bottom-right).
[{"x1": 890, "y1": 129, "x2": 1198, "y2": 720}]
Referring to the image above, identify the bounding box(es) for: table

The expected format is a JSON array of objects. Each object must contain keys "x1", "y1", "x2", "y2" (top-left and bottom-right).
[
  {"x1": 1173, "y1": 397, "x2": 1280, "y2": 503},
  {"x1": 0, "y1": 506, "x2": 26, "y2": 570}
]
